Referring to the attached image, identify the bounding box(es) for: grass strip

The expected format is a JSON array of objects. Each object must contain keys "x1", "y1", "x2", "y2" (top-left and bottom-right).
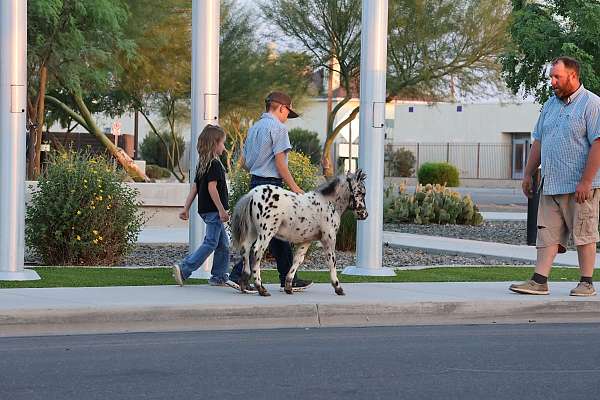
[{"x1": 0, "y1": 266, "x2": 588, "y2": 289}]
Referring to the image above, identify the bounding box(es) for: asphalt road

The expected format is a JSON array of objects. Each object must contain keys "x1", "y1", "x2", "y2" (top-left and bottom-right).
[{"x1": 1, "y1": 324, "x2": 599, "y2": 400}]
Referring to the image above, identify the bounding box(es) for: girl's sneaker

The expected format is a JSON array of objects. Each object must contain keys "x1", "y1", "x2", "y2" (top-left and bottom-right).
[{"x1": 172, "y1": 264, "x2": 184, "y2": 287}]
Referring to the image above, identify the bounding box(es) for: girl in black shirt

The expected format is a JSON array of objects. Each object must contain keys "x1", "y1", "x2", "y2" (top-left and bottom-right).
[{"x1": 172, "y1": 124, "x2": 232, "y2": 287}]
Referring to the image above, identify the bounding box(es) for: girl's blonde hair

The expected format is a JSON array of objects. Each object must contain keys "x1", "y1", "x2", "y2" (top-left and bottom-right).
[{"x1": 195, "y1": 124, "x2": 226, "y2": 180}]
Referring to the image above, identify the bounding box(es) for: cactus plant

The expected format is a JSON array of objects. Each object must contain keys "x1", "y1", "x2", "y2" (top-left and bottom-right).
[{"x1": 384, "y1": 182, "x2": 483, "y2": 226}]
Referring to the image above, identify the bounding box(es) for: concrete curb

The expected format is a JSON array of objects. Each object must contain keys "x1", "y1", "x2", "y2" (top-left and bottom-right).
[{"x1": 3, "y1": 300, "x2": 600, "y2": 337}]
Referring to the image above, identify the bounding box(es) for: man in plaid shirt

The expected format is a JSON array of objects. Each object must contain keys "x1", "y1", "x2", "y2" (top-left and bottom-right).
[{"x1": 510, "y1": 56, "x2": 600, "y2": 297}]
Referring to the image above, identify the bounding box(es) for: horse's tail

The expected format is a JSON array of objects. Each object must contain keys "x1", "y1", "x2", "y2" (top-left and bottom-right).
[{"x1": 231, "y1": 192, "x2": 254, "y2": 250}]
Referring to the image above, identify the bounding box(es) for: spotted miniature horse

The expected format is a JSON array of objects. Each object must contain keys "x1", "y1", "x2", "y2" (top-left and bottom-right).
[{"x1": 230, "y1": 170, "x2": 368, "y2": 296}]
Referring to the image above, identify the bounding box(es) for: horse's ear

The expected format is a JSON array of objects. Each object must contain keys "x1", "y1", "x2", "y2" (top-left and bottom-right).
[{"x1": 356, "y1": 169, "x2": 366, "y2": 181}]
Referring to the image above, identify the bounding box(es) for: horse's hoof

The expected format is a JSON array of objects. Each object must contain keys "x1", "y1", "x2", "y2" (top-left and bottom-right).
[
  {"x1": 335, "y1": 287, "x2": 345, "y2": 296},
  {"x1": 284, "y1": 282, "x2": 293, "y2": 294}
]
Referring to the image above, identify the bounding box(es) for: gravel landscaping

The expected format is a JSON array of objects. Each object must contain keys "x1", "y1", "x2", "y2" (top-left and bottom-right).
[
  {"x1": 384, "y1": 220, "x2": 528, "y2": 246},
  {"x1": 25, "y1": 221, "x2": 542, "y2": 269},
  {"x1": 26, "y1": 242, "x2": 531, "y2": 269},
  {"x1": 124, "y1": 244, "x2": 532, "y2": 269}
]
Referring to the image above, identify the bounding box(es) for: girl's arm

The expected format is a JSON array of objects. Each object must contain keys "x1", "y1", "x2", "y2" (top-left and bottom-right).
[
  {"x1": 179, "y1": 184, "x2": 198, "y2": 221},
  {"x1": 208, "y1": 181, "x2": 229, "y2": 222}
]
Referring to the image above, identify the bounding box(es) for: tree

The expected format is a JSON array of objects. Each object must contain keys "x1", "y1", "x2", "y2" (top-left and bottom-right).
[
  {"x1": 387, "y1": 0, "x2": 511, "y2": 100},
  {"x1": 108, "y1": 0, "x2": 312, "y2": 174},
  {"x1": 261, "y1": 0, "x2": 362, "y2": 176},
  {"x1": 28, "y1": 0, "x2": 147, "y2": 181},
  {"x1": 94, "y1": 0, "x2": 191, "y2": 182},
  {"x1": 289, "y1": 128, "x2": 322, "y2": 165},
  {"x1": 501, "y1": 0, "x2": 600, "y2": 103},
  {"x1": 262, "y1": 0, "x2": 510, "y2": 176},
  {"x1": 219, "y1": 1, "x2": 314, "y2": 169}
]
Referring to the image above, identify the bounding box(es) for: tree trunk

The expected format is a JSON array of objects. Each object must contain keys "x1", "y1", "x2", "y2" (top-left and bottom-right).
[
  {"x1": 322, "y1": 91, "x2": 355, "y2": 177},
  {"x1": 71, "y1": 93, "x2": 150, "y2": 182},
  {"x1": 27, "y1": 66, "x2": 48, "y2": 179}
]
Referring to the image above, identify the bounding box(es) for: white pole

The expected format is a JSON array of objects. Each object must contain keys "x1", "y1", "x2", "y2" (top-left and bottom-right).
[
  {"x1": 189, "y1": 0, "x2": 220, "y2": 279},
  {"x1": 343, "y1": 0, "x2": 395, "y2": 276},
  {"x1": 0, "y1": 0, "x2": 40, "y2": 281}
]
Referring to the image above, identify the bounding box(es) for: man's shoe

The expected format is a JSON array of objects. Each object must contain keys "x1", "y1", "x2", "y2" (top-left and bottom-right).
[
  {"x1": 208, "y1": 277, "x2": 228, "y2": 286},
  {"x1": 280, "y1": 278, "x2": 314, "y2": 292},
  {"x1": 172, "y1": 264, "x2": 184, "y2": 287},
  {"x1": 509, "y1": 280, "x2": 548, "y2": 295},
  {"x1": 570, "y1": 282, "x2": 597, "y2": 297},
  {"x1": 226, "y1": 279, "x2": 258, "y2": 294}
]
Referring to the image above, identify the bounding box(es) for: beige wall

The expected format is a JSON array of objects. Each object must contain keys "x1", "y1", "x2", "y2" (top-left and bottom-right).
[
  {"x1": 286, "y1": 98, "x2": 542, "y2": 145},
  {"x1": 392, "y1": 102, "x2": 541, "y2": 144}
]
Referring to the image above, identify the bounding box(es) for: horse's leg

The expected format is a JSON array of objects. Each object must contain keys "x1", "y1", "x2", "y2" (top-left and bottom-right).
[
  {"x1": 322, "y1": 237, "x2": 344, "y2": 295},
  {"x1": 239, "y1": 241, "x2": 252, "y2": 293},
  {"x1": 284, "y1": 242, "x2": 311, "y2": 294},
  {"x1": 251, "y1": 238, "x2": 271, "y2": 297}
]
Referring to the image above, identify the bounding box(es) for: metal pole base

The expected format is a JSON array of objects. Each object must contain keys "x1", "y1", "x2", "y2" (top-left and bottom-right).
[
  {"x1": 189, "y1": 269, "x2": 211, "y2": 279},
  {"x1": 342, "y1": 266, "x2": 396, "y2": 277},
  {"x1": 0, "y1": 269, "x2": 41, "y2": 281}
]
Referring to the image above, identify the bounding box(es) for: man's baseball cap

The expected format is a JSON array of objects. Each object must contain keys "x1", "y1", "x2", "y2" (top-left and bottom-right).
[{"x1": 265, "y1": 91, "x2": 300, "y2": 118}]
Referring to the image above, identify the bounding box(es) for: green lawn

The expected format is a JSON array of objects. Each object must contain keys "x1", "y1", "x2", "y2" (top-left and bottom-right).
[{"x1": 0, "y1": 266, "x2": 589, "y2": 289}]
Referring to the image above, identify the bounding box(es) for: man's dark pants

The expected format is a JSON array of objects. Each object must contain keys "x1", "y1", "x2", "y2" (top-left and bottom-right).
[{"x1": 228, "y1": 175, "x2": 294, "y2": 285}]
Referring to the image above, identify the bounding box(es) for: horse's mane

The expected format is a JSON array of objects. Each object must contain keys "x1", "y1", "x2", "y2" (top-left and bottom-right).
[{"x1": 316, "y1": 176, "x2": 344, "y2": 197}]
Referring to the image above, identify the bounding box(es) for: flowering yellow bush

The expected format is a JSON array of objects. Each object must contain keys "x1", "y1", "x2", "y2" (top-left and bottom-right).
[{"x1": 26, "y1": 151, "x2": 145, "y2": 265}]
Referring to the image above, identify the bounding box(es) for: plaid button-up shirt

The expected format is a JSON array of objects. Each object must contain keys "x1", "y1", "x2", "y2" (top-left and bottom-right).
[{"x1": 533, "y1": 85, "x2": 600, "y2": 195}]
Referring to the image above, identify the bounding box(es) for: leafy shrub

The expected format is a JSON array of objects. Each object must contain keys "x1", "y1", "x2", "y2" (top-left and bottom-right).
[
  {"x1": 417, "y1": 162, "x2": 460, "y2": 187},
  {"x1": 229, "y1": 151, "x2": 319, "y2": 209},
  {"x1": 139, "y1": 133, "x2": 185, "y2": 169},
  {"x1": 26, "y1": 151, "x2": 145, "y2": 265},
  {"x1": 385, "y1": 145, "x2": 416, "y2": 177},
  {"x1": 145, "y1": 164, "x2": 172, "y2": 180},
  {"x1": 288, "y1": 128, "x2": 322, "y2": 165},
  {"x1": 384, "y1": 182, "x2": 483, "y2": 225}
]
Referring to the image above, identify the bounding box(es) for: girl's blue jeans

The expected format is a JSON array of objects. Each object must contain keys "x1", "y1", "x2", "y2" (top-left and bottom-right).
[{"x1": 179, "y1": 212, "x2": 229, "y2": 281}]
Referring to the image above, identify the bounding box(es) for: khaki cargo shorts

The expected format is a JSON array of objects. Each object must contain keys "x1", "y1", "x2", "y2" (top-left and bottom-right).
[{"x1": 536, "y1": 189, "x2": 600, "y2": 253}]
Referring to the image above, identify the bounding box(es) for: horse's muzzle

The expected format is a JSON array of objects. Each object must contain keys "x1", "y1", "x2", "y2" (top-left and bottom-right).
[{"x1": 355, "y1": 208, "x2": 368, "y2": 220}]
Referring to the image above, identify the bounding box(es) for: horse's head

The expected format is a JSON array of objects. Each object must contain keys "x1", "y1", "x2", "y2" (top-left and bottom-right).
[{"x1": 346, "y1": 169, "x2": 368, "y2": 220}]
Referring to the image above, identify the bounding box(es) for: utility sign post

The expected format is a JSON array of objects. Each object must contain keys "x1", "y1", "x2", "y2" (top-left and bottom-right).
[
  {"x1": 343, "y1": 0, "x2": 395, "y2": 277},
  {"x1": 111, "y1": 120, "x2": 122, "y2": 146},
  {"x1": 0, "y1": 0, "x2": 40, "y2": 281},
  {"x1": 189, "y1": 0, "x2": 220, "y2": 279}
]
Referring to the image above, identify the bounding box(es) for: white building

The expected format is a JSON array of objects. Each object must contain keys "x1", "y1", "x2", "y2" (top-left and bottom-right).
[{"x1": 287, "y1": 98, "x2": 541, "y2": 180}]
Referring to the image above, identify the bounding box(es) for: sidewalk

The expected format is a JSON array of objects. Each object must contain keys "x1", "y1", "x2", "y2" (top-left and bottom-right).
[
  {"x1": 480, "y1": 212, "x2": 527, "y2": 221},
  {"x1": 2, "y1": 283, "x2": 599, "y2": 337},
  {"x1": 383, "y1": 231, "x2": 598, "y2": 267}
]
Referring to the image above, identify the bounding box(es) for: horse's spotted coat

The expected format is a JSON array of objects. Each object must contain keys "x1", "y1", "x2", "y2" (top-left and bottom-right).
[{"x1": 231, "y1": 170, "x2": 368, "y2": 296}]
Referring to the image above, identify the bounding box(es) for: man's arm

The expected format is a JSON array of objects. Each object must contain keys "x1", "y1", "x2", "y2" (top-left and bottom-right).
[
  {"x1": 522, "y1": 140, "x2": 541, "y2": 198},
  {"x1": 576, "y1": 139, "x2": 600, "y2": 203},
  {"x1": 274, "y1": 152, "x2": 303, "y2": 194}
]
